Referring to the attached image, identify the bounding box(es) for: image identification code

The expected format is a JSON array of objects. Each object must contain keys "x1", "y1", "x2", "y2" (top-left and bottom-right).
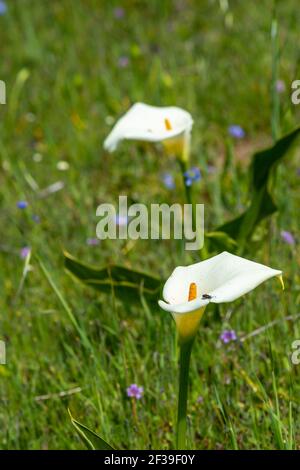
[{"x1": 104, "y1": 454, "x2": 196, "y2": 466}]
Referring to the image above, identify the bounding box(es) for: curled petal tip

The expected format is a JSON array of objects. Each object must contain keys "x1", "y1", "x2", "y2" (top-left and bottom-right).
[{"x1": 279, "y1": 274, "x2": 285, "y2": 290}]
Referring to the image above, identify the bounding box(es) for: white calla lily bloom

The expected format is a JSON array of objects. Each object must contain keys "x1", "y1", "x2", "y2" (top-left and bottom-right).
[
  {"x1": 159, "y1": 251, "x2": 283, "y2": 341},
  {"x1": 103, "y1": 102, "x2": 193, "y2": 158}
]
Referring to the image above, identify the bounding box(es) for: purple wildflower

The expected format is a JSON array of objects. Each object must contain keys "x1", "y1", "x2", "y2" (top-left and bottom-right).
[
  {"x1": 17, "y1": 201, "x2": 28, "y2": 209},
  {"x1": 275, "y1": 79, "x2": 285, "y2": 93},
  {"x1": 280, "y1": 230, "x2": 295, "y2": 245},
  {"x1": 113, "y1": 7, "x2": 125, "y2": 19},
  {"x1": 228, "y1": 125, "x2": 245, "y2": 139},
  {"x1": 197, "y1": 395, "x2": 204, "y2": 404},
  {"x1": 183, "y1": 167, "x2": 201, "y2": 186},
  {"x1": 220, "y1": 329, "x2": 237, "y2": 344},
  {"x1": 118, "y1": 56, "x2": 129, "y2": 68},
  {"x1": 162, "y1": 173, "x2": 175, "y2": 190},
  {"x1": 126, "y1": 384, "x2": 143, "y2": 399},
  {"x1": 20, "y1": 246, "x2": 31, "y2": 259},
  {"x1": 86, "y1": 237, "x2": 100, "y2": 246},
  {"x1": 0, "y1": 1, "x2": 7, "y2": 15}
]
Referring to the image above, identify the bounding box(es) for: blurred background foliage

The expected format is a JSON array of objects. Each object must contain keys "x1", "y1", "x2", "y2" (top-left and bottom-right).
[{"x1": 0, "y1": 0, "x2": 300, "y2": 450}]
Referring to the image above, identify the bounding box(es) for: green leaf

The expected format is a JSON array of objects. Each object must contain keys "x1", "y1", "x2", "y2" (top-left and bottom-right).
[
  {"x1": 251, "y1": 127, "x2": 300, "y2": 190},
  {"x1": 69, "y1": 409, "x2": 114, "y2": 450},
  {"x1": 217, "y1": 127, "x2": 300, "y2": 248},
  {"x1": 205, "y1": 231, "x2": 238, "y2": 252},
  {"x1": 219, "y1": 188, "x2": 277, "y2": 241},
  {"x1": 64, "y1": 251, "x2": 162, "y2": 303}
]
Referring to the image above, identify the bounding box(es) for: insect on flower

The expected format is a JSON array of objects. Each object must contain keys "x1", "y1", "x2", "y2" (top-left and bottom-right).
[{"x1": 202, "y1": 294, "x2": 212, "y2": 299}]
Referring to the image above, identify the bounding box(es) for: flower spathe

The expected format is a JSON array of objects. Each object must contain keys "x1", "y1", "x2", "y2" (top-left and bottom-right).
[
  {"x1": 158, "y1": 251, "x2": 283, "y2": 341},
  {"x1": 103, "y1": 102, "x2": 193, "y2": 159}
]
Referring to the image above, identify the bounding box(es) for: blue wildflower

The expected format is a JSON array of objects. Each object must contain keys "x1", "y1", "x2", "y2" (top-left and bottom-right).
[
  {"x1": 0, "y1": 1, "x2": 7, "y2": 15},
  {"x1": 17, "y1": 201, "x2": 28, "y2": 209},
  {"x1": 162, "y1": 173, "x2": 175, "y2": 190},
  {"x1": 184, "y1": 176, "x2": 193, "y2": 187},
  {"x1": 228, "y1": 125, "x2": 245, "y2": 139},
  {"x1": 183, "y1": 167, "x2": 201, "y2": 186},
  {"x1": 115, "y1": 214, "x2": 128, "y2": 226}
]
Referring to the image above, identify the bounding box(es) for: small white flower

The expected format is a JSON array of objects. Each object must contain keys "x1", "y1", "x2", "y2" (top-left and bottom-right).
[{"x1": 103, "y1": 102, "x2": 193, "y2": 156}]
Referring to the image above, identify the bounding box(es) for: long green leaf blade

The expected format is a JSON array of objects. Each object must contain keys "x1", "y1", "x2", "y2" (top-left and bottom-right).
[
  {"x1": 217, "y1": 127, "x2": 300, "y2": 247},
  {"x1": 69, "y1": 410, "x2": 114, "y2": 450},
  {"x1": 64, "y1": 251, "x2": 162, "y2": 302}
]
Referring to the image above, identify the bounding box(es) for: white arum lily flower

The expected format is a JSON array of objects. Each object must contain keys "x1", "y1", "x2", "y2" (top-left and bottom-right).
[
  {"x1": 159, "y1": 251, "x2": 283, "y2": 342},
  {"x1": 103, "y1": 102, "x2": 193, "y2": 160}
]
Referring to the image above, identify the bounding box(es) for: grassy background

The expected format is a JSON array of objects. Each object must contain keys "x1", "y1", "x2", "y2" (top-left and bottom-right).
[{"x1": 0, "y1": 0, "x2": 300, "y2": 449}]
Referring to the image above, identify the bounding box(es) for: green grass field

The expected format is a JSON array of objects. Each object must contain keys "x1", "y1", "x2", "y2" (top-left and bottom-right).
[{"x1": 1, "y1": 0, "x2": 300, "y2": 450}]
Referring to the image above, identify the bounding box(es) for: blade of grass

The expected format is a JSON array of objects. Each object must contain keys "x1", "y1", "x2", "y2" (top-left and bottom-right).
[
  {"x1": 213, "y1": 385, "x2": 239, "y2": 450},
  {"x1": 37, "y1": 255, "x2": 92, "y2": 353}
]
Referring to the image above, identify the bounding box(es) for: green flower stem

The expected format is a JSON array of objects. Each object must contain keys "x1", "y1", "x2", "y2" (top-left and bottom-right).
[
  {"x1": 178, "y1": 159, "x2": 196, "y2": 239},
  {"x1": 178, "y1": 159, "x2": 208, "y2": 259},
  {"x1": 176, "y1": 337, "x2": 194, "y2": 449}
]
